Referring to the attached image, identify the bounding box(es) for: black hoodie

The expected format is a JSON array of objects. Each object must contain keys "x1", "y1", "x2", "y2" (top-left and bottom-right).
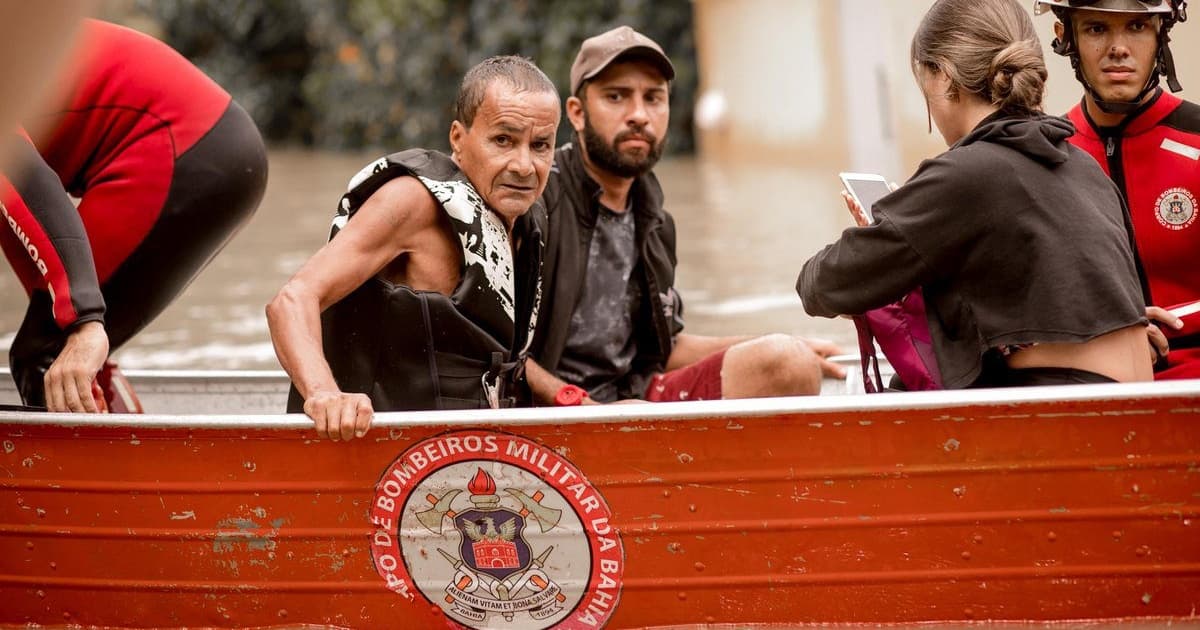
[{"x1": 798, "y1": 111, "x2": 1147, "y2": 388}]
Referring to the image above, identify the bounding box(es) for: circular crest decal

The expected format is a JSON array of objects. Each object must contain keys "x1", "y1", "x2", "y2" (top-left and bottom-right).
[
  {"x1": 1155, "y1": 187, "x2": 1197, "y2": 230},
  {"x1": 370, "y1": 430, "x2": 624, "y2": 629}
]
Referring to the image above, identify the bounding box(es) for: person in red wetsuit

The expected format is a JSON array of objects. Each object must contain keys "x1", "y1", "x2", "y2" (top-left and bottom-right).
[
  {"x1": 0, "y1": 19, "x2": 268, "y2": 412},
  {"x1": 1036, "y1": 0, "x2": 1200, "y2": 379}
]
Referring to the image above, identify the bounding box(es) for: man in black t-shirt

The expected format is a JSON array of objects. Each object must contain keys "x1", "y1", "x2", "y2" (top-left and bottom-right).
[{"x1": 526, "y1": 26, "x2": 845, "y2": 406}]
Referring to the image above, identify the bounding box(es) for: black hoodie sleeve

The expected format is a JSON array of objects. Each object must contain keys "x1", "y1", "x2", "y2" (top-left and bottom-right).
[
  {"x1": 797, "y1": 139, "x2": 1026, "y2": 317},
  {"x1": 797, "y1": 213, "x2": 931, "y2": 318},
  {"x1": 796, "y1": 153, "x2": 985, "y2": 317}
]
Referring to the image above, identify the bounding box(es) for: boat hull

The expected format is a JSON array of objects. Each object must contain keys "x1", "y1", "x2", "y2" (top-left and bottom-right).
[{"x1": 2, "y1": 381, "x2": 1199, "y2": 628}]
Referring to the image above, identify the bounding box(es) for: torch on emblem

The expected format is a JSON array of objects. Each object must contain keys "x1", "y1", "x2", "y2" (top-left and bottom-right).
[{"x1": 415, "y1": 467, "x2": 568, "y2": 624}]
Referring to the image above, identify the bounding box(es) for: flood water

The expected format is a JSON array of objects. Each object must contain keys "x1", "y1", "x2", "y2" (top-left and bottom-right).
[{"x1": 0, "y1": 149, "x2": 858, "y2": 371}]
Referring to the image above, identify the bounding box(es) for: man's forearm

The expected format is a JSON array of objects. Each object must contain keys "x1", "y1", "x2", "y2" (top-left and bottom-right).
[
  {"x1": 3, "y1": 137, "x2": 105, "y2": 330},
  {"x1": 266, "y1": 284, "x2": 340, "y2": 400},
  {"x1": 525, "y1": 358, "x2": 573, "y2": 406}
]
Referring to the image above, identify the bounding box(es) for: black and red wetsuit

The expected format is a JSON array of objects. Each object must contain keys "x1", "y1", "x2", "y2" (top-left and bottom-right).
[
  {"x1": 0, "y1": 19, "x2": 268, "y2": 406},
  {"x1": 1066, "y1": 90, "x2": 1200, "y2": 380}
]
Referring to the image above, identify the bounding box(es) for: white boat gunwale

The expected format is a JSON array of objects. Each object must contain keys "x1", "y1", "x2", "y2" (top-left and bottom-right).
[{"x1": 1, "y1": 373, "x2": 1198, "y2": 430}]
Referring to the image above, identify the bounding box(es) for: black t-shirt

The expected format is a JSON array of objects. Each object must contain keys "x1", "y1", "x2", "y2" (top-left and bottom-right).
[{"x1": 556, "y1": 203, "x2": 641, "y2": 402}]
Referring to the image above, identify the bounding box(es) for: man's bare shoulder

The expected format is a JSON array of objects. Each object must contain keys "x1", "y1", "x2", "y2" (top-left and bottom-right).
[{"x1": 356, "y1": 175, "x2": 441, "y2": 230}]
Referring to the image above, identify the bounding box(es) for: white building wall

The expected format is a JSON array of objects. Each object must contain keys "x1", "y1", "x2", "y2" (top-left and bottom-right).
[{"x1": 694, "y1": 0, "x2": 1199, "y2": 176}]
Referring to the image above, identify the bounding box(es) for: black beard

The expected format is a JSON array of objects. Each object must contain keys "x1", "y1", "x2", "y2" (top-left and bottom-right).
[{"x1": 581, "y1": 113, "x2": 665, "y2": 178}]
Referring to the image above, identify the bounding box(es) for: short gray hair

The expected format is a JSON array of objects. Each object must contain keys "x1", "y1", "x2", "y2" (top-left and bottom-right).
[{"x1": 454, "y1": 55, "x2": 559, "y2": 128}]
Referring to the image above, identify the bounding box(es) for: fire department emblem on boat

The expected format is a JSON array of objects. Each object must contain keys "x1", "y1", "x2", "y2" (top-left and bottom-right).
[
  {"x1": 1155, "y1": 187, "x2": 1196, "y2": 230},
  {"x1": 370, "y1": 430, "x2": 624, "y2": 629}
]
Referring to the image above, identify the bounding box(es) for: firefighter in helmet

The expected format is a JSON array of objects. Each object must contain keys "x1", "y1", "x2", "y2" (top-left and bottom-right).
[{"x1": 1036, "y1": 0, "x2": 1200, "y2": 379}]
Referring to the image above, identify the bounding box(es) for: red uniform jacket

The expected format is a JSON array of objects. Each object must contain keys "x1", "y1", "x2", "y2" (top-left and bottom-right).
[{"x1": 1067, "y1": 91, "x2": 1200, "y2": 379}]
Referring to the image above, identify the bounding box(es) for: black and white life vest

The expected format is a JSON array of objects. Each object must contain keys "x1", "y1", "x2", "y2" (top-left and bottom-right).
[{"x1": 286, "y1": 149, "x2": 543, "y2": 412}]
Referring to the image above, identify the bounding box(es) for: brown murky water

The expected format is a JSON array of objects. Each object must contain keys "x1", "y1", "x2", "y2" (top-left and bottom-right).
[{"x1": 0, "y1": 149, "x2": 858, "y2": 370}]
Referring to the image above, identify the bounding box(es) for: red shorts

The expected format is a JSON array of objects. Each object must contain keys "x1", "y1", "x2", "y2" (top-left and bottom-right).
[{"x1": 644, "y1": 350, "x2": 726, "y2": 402}]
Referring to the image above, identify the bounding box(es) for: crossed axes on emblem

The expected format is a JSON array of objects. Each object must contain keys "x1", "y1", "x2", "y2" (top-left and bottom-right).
[{"x1": 415, "y1": 488, "x2": 563, "y2": 534}]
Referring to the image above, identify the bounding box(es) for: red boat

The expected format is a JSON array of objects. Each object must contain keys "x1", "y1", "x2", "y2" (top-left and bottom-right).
[{"x1": 2, "y1": 371, "x2": 1199, "y2": 628}]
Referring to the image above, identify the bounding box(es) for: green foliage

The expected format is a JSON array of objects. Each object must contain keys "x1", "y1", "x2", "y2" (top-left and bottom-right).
[{"x1": 136, "y1": 0, "x2": 697, "y2": 153}]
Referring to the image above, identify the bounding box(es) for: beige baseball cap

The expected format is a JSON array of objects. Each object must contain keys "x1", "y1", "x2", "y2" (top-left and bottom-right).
[{"x1": 569, "y1": 25, "x2": 675, "y2": 95}]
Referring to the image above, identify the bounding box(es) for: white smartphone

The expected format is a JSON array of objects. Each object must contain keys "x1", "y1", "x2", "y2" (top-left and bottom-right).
[{"x1": 839, "y1": 172, "x2": 892, "y2": 224}]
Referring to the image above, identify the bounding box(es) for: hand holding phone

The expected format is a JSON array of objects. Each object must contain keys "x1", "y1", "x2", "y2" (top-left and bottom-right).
[{"x1": 839, "y1": 172, "x2": 893, "y2": 226}]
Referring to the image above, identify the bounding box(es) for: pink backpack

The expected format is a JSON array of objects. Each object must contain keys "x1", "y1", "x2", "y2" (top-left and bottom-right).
[{"x1": 853, "y1": 288, "x2": 943, "y2": 392}]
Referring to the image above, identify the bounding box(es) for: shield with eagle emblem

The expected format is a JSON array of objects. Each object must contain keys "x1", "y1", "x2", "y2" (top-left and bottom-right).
[
  {"x1": 454, "y1": 509, "x2": 533, "y2": 580},
  {"x1": 453, "y1": 467, "x2": 533, "y2": 580}
]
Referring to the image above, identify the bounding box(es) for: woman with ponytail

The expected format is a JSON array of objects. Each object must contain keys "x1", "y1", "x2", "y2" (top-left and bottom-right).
[{"x1": 798, "y1": 0, "x2": 1153, "y2": 389}]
